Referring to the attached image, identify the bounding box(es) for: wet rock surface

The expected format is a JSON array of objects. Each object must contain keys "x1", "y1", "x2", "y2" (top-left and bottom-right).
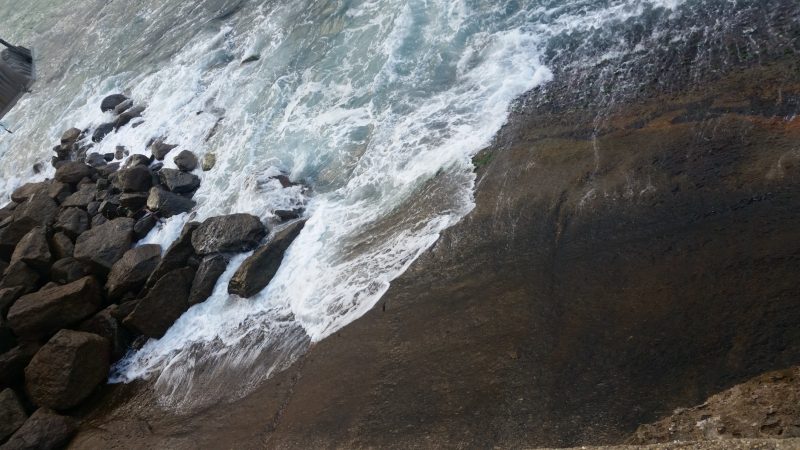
[
  {"x1": 123, "y1": 267, "x2": 195, "y2": 339},
  {"x1": 7, "y1": 277, "x2": 101, "y2": 338},
  {"x1": 191, "y1": 213, "x2": 267, "y2": 255}
]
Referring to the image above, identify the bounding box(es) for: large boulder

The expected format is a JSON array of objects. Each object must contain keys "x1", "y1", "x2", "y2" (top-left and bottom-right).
[
  {"x1": 105, "y1": 244, "x2": 161, "y2": 300},
  {"x1": 100, "y1": 93, "x2": 128, "y2": 112},
  {"x1": 54, "y1": 208, "x2": 89, "y2": 239},
  {"x1": 10, "y1": 182, "x2": 47, "y2": 204},
  {"x1": 49, "y1": 258, "x2": 90, "y2": 285},
  {"x1": 158, "y1": 168, "x2": 200, "y2": 193},
  {"x1": 7, "y1": 276, "x2": 102, "y2": 338},
  {"x1": 123, "y1": 267, "x2": 195, "y2": 339},
  {"x1": 173, "y1": 150, "x2": 198, "y2": 172},
  {"x1": 0, "y1": 193, "x2": 58, "y2": 257},
  {"x1": 59, "y1": 185, "x2": 96, "y2": 209},
  {"x1": 191, "y1": 214, "x2": 267, "y2": 255},
  {"x1": 78, "y1": 306, "x2": 128, "y2": 361},
  {"x1": 146, "y1": 222, "x2": 198, "y2": 289},
  {"x1": 74, "y1": 218, "x2": 134, "y2": 274},
  {"x1": 188, "y1": 254, "x2": 228, "y2": 305},
  {"x1": 1, "y1": 407, "x2": 77, "y2": 450},
  {"x1": 228, "y1": 220, "x2": 305, "y2": 298},
  {"x1": 54, "y1": 162, "x2": 91, "y2": 184},
  {"x1": 123, "y1": 154, "x2": 151, "y2": 169},
  {"x1": 25, "y1": 329, "x2": 110, "y2": 410},
  {"x1": 114, "y1": 166, "x2": 153, "y2": 193},
  {"x1": 146, "y1": 187, "x2": 195, "y2": 218},
  {"x1": 0, "y1": 262, "x2": 40, "y2": 294},
  {"x1": 0, "y1": 388, "x2": 27, "y2": 442},
  {"x1": 9, "y1": 227, "x2": 51, "y2": 271}
]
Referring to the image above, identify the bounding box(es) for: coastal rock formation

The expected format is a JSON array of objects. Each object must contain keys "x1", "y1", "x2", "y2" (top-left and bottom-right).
[
  {"x1": 2, "y1": 407, "x2": 78, "y2": 449},
  {"x1": 191, "y1": 214, "x2": 267, "y2": 255},
  {"x1": 123, "y1": 267, "x2": 195, "y2": 339},
  {"x1": 7, "y1": 276, "x2": 101, "y2": 338}
]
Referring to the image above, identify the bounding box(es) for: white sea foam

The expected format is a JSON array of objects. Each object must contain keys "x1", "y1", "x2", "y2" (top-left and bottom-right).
[{"x1": 0, "y1": 0, "x2": 687, "y2": 408}]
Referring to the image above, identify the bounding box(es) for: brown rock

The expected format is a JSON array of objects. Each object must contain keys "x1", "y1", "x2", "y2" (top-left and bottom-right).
[
  {"x1": 54, "y1": 162, "x2": 91, "y2": 184},
  {"x1": 9, "y1": 227, "x2": 51, "y2": 271},
  {"x1": 60, "y1": 127, "x2": 82, "y2": 145},
  {"x1": 189, "y1": 254, "x2": 228, "y2": 305},
  {"x1": 0, "y1": 261, "x2": 40, "y2": 294},
  {"x1": 0, "y1": 343, "x2": 39, "y2": 387},
  {"x1": 54, "y1": 208, "x2": 89, "y2": 239},
  {"x1": 73, "y1": 218, "x2": 134, "y2": 274},
  {"x1": 228, "y1": 220, "x2": 305, "y2": 298},
  {"x1": 146, "y1": 187, "x2": 195, "y2": 218},
  {"x1": 0, "y1": 388, "x2": 27, "y2": 442},
  {"x1": 124, "y1": 267, "x2": 195, "y2": 338},
  {"x1": 105, "y1": 244, "x2": 161, "y2": 300},
  {"x1": 191, "y1": 214, "x2": 267, "y2": 255},
  {"x1": 1, "y1": 407, "x2": 77, "y2": 450},
  {"x1": 78, "y1": 306, "x2": 128, "y2": 361},
  {"x1": 10, "y1": 182, "x2": 47, "y2": 204},
  {"x1": 7, "y1": 276, "x2": 102, "y2": 338},
  {"x1": 146, "y1": 222, "x2": 198, "y2": 288},
  {"x1": 59, "y1": 185, "x2": 96, "y2": 209},
  {"x1": 50, "y1": 233, "x2": 74, "y2": 260},
  {"x1": 49, "y1": 257, "x2": 90, "y2": 285}
]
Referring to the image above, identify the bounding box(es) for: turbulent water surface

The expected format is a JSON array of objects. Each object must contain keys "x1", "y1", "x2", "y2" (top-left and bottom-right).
[{"x1": 0, "y1": 0, "x2": 708, "y2": 408}]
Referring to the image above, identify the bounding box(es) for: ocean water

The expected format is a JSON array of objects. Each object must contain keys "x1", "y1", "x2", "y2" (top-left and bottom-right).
[{"x1": 0, "y1": 0, "x2": 698, "y2": 408}]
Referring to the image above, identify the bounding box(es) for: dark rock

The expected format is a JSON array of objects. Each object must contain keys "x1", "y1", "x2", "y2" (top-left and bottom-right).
[
  {"x1": 10, "y1": 182, "x2": 47, "y2": 204},
  {"x1": 173, "y1": 150, "x2": 198, "y2": 172},
  {"x1": 114, "y1": 166, "x2": 152, "y2": 193},
  {"x1": 0, "y1": 343, "x2": 38, "y2": 387},
  {"x1": 103, "y1": 153, "x2": 114, "y2": 162},
  {"x1": 50, "y1": 258, "x2": 90, "y2": 285},
  {"x1": 25, "y1": 330, "x2": 109, "y2": 410},
  {"x1": 112, "y1": 299, "x2": 139, "y2": 323},
  {"x1": 133, "y1": 213, "x2": 158, "y2": 240},
  {"x1": 100, "y1": 94, "x2": 128, "y2": 112},
  {"x1": 96, "y1": 178, "x2": 109, "y2": 191},
  {"x1": 106, "y1": 244, "x2": 161, "y2": 300},
  {"x1": 0, "y1": 194, "x2": 59, "y2": 258},
  {"x1": 76, "y1": 177, "x2": 94, "y2": 188},
  {"x1": 40, "y1": 282, "x2": 59, "y2": 291},
  {"x1": 54, "y1": 208, "x2": 88, "y2": 239},
  {"x1": 0, "y1": 318, "x2": 14, "y2": 354},
  {"x1": 228, "y1": 220, "x2": 305, "y2": 298},
  {"x1": 114, "y1": 146, "x2": 128, "y2": 160},
  {"x1": 192, "y1": 214, "x2": 267, "y2": 255},
  {"x1": 0, "y1": 287, "x2": 24, "y2": 316},
  {"x1": 150, "y1": 162, "x2": 164, "y2": 172},
  {"x1": 146, "y1": 222, "x2": 198, "y2": 289},
  {"x1": 86, "y1": 201, "x2": 101, "y2": 217},
  {"x1": 9, "y1": 227, "x2": 51, "y2": 272},
  {"x1": 271, "y1": 174, "x2": 293, "y2": 188},
  {"x1": 74, "y1": 218, "x2": 134, "y2": 274},
  {"x1": 0, "y1": 262, "x2": 40, "y2": 294},
  {"x1": 123, "y1": 154, "x2": 151, "y2": 169},
  {"x1": 95, "y1": 162, "x2": 120, "y2": 179},
  {"x1": 54, "y1": 162, "x2": 91, "y2": 185},
  {"x1": 275, "y1": 209, "x2": 302, "y2": 221},
  {"x1": 85, "y1": 152, "x2": 107, "y2": 168},
  {"x1": 60, "y1": 185, "x2": 96, "y2": 209},
  {"x1": 49, "y1": 233, "x2": 73, "y2": 260},
  {"x1": 241, "y1": 54, "x2": 260, "y2": 64},
  {"x1": 98, "y1": 198, "x2": 120, "y2": 220},
  {"x1": 114, "y1": 105, "x2": 146, "y2": 129},
  {"x1": 0, "y1": 388, "x2": 27, "y2": 442},
  {"x1": 189, "y1": 254, "x2": 228, "y2": 305},
  {"x1": 158, "y1": 168, "x2": 200, "y2": 193},
  {"x1": 91, "y1": 122, "x2": 116, "y2": 143},
  {"x1": 112, "y1": 99, "x2": 133, "y2": 115},
  {"x1": 2, "y1": 407, "x2": 77, "y2": 449},
  {"x1": 47, "y1": 182, "x2": 72, "y2": 204},
  {"x1": 149, "y1": 139, "x2": 178, "y2": 160},
  {"x1": 78, "y1": 305, "x2": 128, "y2": 361},
  {"x1": 123, "y1": 267, "x2": 195, "y2": 338},
  {"x1": 60, "y1": 127, "x2": 81, "y2": 145},
  {"x1": 146, "y1": 187, "x2": 195, "y2": 218},
  {"x1": 119, "y1": 192, "x2": 148, "y2": 211},
  {"x1": 90, "y1": 214, "x2": 108, "y2": 228},
  {"x1": 7, "y1": 276, "x2": 102, "y2": 338}
]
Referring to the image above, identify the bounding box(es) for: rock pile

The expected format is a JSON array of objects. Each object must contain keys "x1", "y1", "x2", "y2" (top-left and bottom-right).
[{"x1": 0, "y1": 94, "x2": 307, "y2": 448}]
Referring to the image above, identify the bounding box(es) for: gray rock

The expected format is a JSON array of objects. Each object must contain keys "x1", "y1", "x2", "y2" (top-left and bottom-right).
[
  {"x1": 228, "y1": 220, "x2": 305, "y2": 298},
  {"x1": 146, "y1": 222, "x2": 198, "y2": 289},
  {"x1": 96, "y1": 162, "x2": 120, "y2": 178},
  {"x1": 158, "y1": 168, "x2": 200, "y2": 193},
  {"x1": 146, "y1": 187, "x2": 195, "y2": 218},
  {"x1": 54, "y1": 208, "x2": 89, "y2": 239},
  {"x1": 114, "y1": 145, "x2": 128, "y2": 160},
  {"x1": 133, "y1": 213, "x2": 158, "y2": 240},
  {"x1": 112, "y1": 98, "x2": 133, "y2": 115},
  {"x1": 100, "y1": 93, "x2": 128, "y2": 112},
  {"x1": 25, "y1": 329, "x2": 110, "y2": 410},
  {"x1": 91, "y1": 214, "x2": 108, "y2": 228},
  {"x1": 54, "y1": 162, "x2": 91, "y2": 184},
  {"x1": 60, "y1": 127, "x2": 82, "y2": 145},
  {"x1": 50, "y1": 232, "x2": 74, "y2": 260},
  {"x1": 7, "y1": 276, "x2": 102, "y2": 338},
  {"x1": 50, "y1": 257, "x2": 90, "y2": 285},
  {"x1": 173, "y1": 150, "x2": 198, "y2": 172},
  {"x1": 1, "y1": 407, "x2": 77, "y2": 450},
  {"x1": 114, "y1": 166, "x2": 152, "y2": 193},
  {"x1": 84, "y1": 152, "x2": 107, "y2": 168},
  {"x1": 10, "y1": 227, "x2": 51, "y2": 271},
  {"x1": 105, "y1": 244, "x2": 161, "y2": 300},
  {"x1": 119, "y1": 192, "x2": 148, "y2": 211},
  {"x1": 60, "y1": 185, "x2": 96, "y2": 209},
  {"x1": 74, "y1": 218, "x2": 134, "y2": 274},
  {"x1": 123, "y1": 267, "x2": 195, "y2": 338},
  {"x1": 91, "y1": 122, "x2": 115, "y2": 143},
  {"x1": 114, "y1": 105, "x2": 146, "y2": 129},
  {"x1": 189, "y1": 254, "x2": 228, "y2": 305},
  {"x1": 149, "y1": 139, "x2": 178, "y2": 160},
  {"x1": 123, "y1": 154, "x2": 151, "y2": 169},
  {"x1": 0, "y1": 388, "x2": 27, "y2": 442},
  {"x1": 191, "y1": 214, "x2": 267, "y2": 255}
]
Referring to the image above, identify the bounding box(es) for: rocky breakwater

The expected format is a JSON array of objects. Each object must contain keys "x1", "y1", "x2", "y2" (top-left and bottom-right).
[{"x1": 0, "y1": 94, "x2": 306, "y2": 449}]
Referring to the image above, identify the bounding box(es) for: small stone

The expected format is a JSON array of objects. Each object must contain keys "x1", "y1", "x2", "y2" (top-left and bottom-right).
[
  {"x1": 112, "y1": 98, "x2": 133, "y2": 115},
  {"x1": 133, "y1": 213, "x2": 158, "y2": 240},
  {"x1": 114, "y1": 165, "x2": 153, "y2": 193},
  {"x1": 123, "y1": 154, "x2": 152, "y2": 169},
  {"x1": 47, "y1": 182, "x2": 72, "y2": 204},
  {"x1": 146, "y1": 222, "x2": 198, "y2": 288},
  {"x1": 60, "y1": 185, "x2": 97, "y2": 209},
  {"x1": 0, "y1": 261, "x2": 40, "y2": 294},
  {"x1": 85, "y1": 152, "x2": 107, "y2": 168}
]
